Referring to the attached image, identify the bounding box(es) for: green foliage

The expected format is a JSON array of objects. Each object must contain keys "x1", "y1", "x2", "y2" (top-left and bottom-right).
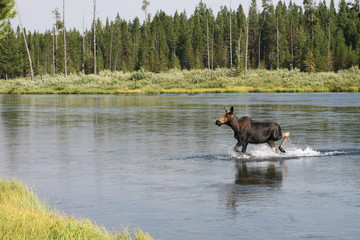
[
  {"x1": 2, "y1": 0, "x2": 360, "y2": 78},
  {"x1": 0, "y1": 0, "x2": 16, "y2": 38},
  {"x1": 0, "y1": 27, "x2": 22, "y2": 78},
  {"x1": 0, "y1": 68, "x2": 358, "y2": 94},
  {"x1": 130, "y1": 68, "x2": 153, "y2": 81},
  {"x1": 303, "y1": 48, "x2": 316, "y2": 73}
]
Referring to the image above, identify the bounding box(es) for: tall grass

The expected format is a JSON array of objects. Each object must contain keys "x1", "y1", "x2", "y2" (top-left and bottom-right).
[
  {"x1": 0, "y1": 179, "x2": 154, "y2": 240},
  {"x1": 0, "y1": 68, "x2": 359, "y2": 94}
]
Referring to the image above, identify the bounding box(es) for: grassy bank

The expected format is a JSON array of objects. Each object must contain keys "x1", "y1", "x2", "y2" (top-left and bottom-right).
[
  {"x1": 0, "y1": 179, "x2": 154, "y2": 240},
  {"x1": 1, "y1": 68, "x2": 359, "y2": 94}
]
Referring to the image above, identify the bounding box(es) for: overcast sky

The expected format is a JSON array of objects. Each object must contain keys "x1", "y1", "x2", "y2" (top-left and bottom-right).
[{"x1": 11, "y1": 0, "x2": 337, "y2": 33}]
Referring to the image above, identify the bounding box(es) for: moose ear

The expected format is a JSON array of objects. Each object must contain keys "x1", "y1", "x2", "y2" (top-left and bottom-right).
[{"x1": 225, "y1": 107, "x2": 234, "y2": 114}]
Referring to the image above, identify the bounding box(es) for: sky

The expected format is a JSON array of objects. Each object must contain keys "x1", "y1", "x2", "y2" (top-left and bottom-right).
[{"x1": 10, "y1": 0, "x2": 337, "y2": 33}]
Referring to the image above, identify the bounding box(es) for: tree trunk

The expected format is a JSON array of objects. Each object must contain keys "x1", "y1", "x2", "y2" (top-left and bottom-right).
[
  {"x1": 16, "y1": 2, "x2": 35, "y2": 81},
  {"x1": 82, "y1": 13, "x2": 85, "y2": 73},
  {"x1": 207, "y1": 13, "x2": 210, "y2": 77},
  {"x1": 211, "y1": 25, "x2": 214, "y2": 76},
  {"x1": 132, "y1": 34, "x2": 135, "y2": 66},
  {"x1": 115, "y1": 51, "x2": 118, "y2": 71},
  {"x1": 52, "y1": 27, "x2": 56, "y2": 74},
  {"x1": 93, "y1": 0, "x2": 97, "y2": 75},
  {"x1": 229, "y1": 0, "x2": 233, "y2": 76},
  {"x1": 276, "y1": 11, "x2": 279, "y2": 69},
  {"x1": 63, "y1": 0, "x2": 67, "y2": 77},
  {"x1": 290, "y1": 19, "x2": 293, "y2": 69},
  {"x1": 258, "y1": 29, "x2": 261, "y2": 69},
  {"x1": 237, "y1": 30, "x2": 241, "y2": 69},
  {"x1": 245, "y1": 18, "x2": 248, "y2": 77},
  {"x1": 110, "y1": 25, "x2": 114, "y2": 70}
]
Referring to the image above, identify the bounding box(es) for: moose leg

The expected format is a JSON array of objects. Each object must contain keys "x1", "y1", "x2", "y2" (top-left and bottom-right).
[
  {"x1": 241, "y1": 143, "x2": 252, "y2": 156},
  {"x1": 267, "y1": 140, "x2": 279, "y2": 153},
  {"x1": 234, "y1": 141, "x2": 242, "y2": 153},
  {"x1": 279, "y1": 132, "x2": 290, "y2": 153}
]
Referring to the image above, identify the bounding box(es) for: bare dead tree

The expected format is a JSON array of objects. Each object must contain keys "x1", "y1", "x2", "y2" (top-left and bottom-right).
[
  {"x1": 290, "y1": 19, "x2": 293, "y2": 69},
  {"x1": 52, "y1": 8, "x2": 61, "y2": 75},
  {"x1": 110, "y1": 24, "x2": 114, "y2": 70},
  {"x1": 82, "y1": 12, "x2": 85, "y2": 73},
  {"x1": 52, "y1": 8, "x2": 62, "y2": 49},
  {"x1": 207, "y1": 12, "x2": 210, "y2": 77},
  {"x1": 52, "y1": 26, "x2": 55, "y2": 74},
  {"x1": 245, "y1": 17, "x2": 248, "y2": 77},
  {"x1": 327, "y1": 21, "x2": 331, "y2": 70},
  {"x1": 229, "y1": 0, "x2": 233, "y2": 76},
  {"x1": 211, "y1": 25, "x2": 214, "y2": 76},
  {"x1": 142, "y1": 0, "x2": 150, "y2": 25},
  {"x1": 236, "y1": 30, "x2": 241, "y2": 71},
  {"x1": 258, "y1": 29, "x2": 261, "y2": 69},
  {"x1": 15, "y1": 1, "x2": 34, "y2": 81},
  {"x1": 93, "y1": 0, "x2": 97, "y2": 75},
  {"x1": 63, "y1": 0, "x2": 67, "y2": 77}
]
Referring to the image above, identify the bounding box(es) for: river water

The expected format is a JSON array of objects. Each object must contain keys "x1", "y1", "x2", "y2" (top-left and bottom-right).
[{"x1": 0, "y1": 93, "x2": 359, "y2": 239}]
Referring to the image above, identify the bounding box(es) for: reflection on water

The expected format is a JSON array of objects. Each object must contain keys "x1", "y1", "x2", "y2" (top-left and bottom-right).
[
  {"x1": 234, "y1": 161, "x2": 285, "y2": 187},
  {"x1": 0, "y1": 93, "x2": 360, "y2": 240},
  {"x1": 221, "y1": 161, "x2": 286, "y2": 215}
]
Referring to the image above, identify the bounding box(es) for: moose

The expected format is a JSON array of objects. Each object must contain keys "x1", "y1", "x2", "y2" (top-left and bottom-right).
[{"x1": 215, "y1": 106, "x2": 290, "y2": 156}]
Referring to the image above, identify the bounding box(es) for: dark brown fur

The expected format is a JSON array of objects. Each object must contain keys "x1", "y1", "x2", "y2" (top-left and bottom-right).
[{"x1": 215, "y1": 106, "x2": 290, "y2": 155}]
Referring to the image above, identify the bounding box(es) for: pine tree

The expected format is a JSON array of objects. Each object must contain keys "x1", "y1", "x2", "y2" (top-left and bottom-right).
[
  {"x1": 131, "y1": 17, "x2": 141, "y2": 69},
  {"x1": 191, "y1": 8, "x2": 204, "y2": 69},
  {"x1": 178, "y1": 11, "x2": 194, "y2": 69},
  {"x1": 0, "y1": 0, "x2": 16, "y2": 38},
  {"x1": 248, "y1": 0, "x2": 260, "y2": 69},
  {"x1": 313, "y1": 23, "x2": 328, "y2": 71},
  {"x1": 66, "y1": 29, "x2": 82, "y2": 73},
  {"x1": 119, "y1": 20, "x2": 133, "y2": 72},
  {"x1": 303, "y1": 49, "x2": 315, "y2": 72},
  {"x1": 137, "y1": 23, "x2": 150, "y2": 70},
  {"x1": 0, "y1": 27, "x2": 22, "y2": 78},
  {"x1": 234, "y1": 5, "x2": 245, "y2": 75},
  {"x1": 3, "y1": 0, "x2": 360, "y2": 78},
  {"x1": 112, "y1": 14, "x2": 122, "y2": 71},
  {"x1": 276, "y1": 1, "x2": 290, "y2": 69},
  {"x1": 303, "y1": 0, "x2": 316, "y2": 41},
  {"x1": 261, "y1": 0, "x2": 276, "y2": 69},
  {"x1": 170, "y1": 11, "x2": 181, "y2": 69},
  {"x1": 334, "y1": 29, "x2": 348, "y2": 71},
  {"x1": 103, "y1": 18, "x2": 112, "y2": 70}
]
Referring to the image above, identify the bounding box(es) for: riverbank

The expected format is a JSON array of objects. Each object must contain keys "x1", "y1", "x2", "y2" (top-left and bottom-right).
[
  {"x1": 1, "y1": 68, "x2": 359, "y2": 94},
  {"x1": 0, "y1": 179, "x2": 154, "y2": 240}
]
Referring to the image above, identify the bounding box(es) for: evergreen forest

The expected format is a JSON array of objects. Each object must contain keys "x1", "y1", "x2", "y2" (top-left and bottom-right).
[{"x1": 1, "y1": 0, "x2": 360, "y2": 79}]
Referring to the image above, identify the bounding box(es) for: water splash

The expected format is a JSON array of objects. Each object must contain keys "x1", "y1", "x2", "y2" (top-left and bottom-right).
[{"x1": 229, "y1": 144, "x2": 346, "y2": 160}]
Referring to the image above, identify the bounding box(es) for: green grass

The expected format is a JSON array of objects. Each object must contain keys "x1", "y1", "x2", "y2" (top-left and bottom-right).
[
  {"x1": 0, "y1": 179, "x2": 154, "y2": 240},
  {"x1": 1, "y1": 67, "x2": 359, "y2": 94}
]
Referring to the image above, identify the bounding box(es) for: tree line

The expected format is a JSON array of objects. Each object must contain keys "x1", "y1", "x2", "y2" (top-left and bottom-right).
[{"x1": 1, "y1": 0, "x2": 360, "y2": 79}]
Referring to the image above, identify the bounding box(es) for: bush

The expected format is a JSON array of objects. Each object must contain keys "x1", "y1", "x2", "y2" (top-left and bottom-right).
[
  {"x1": 129, "y1": 69, "x2": 153, "y2": 81},
  {"x1": 0, "y1": 68, "x2": 359, "y2": 94}
]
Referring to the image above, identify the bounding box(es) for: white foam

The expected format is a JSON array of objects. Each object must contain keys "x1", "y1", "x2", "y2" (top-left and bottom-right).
[{"x1": 229, "y1": 144, "x2": 343, "y2": 160}]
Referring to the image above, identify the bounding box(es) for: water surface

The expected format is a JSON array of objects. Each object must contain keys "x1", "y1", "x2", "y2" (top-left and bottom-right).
[{"x1": 0, "y1": 93, "x2": 359, "y2": 239}]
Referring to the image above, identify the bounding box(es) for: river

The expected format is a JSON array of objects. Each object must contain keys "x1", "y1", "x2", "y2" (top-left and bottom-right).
[{"x1": 0, "y1": 93, "x2": 359, "y2": 239}]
